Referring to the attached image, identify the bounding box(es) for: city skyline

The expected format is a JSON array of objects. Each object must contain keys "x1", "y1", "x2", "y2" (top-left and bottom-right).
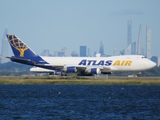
[
  {"x1": 0, "y1": 0, "x2": 160, "y2": 56},
  {"x1": 0, "y1": 24, "x2": 157, "y2": 58}
]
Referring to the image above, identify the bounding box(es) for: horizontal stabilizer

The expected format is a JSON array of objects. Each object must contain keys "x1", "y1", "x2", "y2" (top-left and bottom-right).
[{"x1": 8, "y1": 57, "x2": 32, "y2": 64}]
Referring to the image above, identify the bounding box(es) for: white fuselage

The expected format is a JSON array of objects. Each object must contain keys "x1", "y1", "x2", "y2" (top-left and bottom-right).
[{"x1": 36, "y1": 55, "x2": 156, "y2": 72}]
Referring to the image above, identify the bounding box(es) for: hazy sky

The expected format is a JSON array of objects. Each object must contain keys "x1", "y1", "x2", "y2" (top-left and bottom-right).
[{"x1": 0, "y1": 0, "x2": 160, "y2": 56}]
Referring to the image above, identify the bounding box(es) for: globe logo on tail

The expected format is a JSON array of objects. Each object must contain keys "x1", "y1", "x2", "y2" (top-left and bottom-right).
[{"x1": 8, "y1": 35, "x2": 28, "y2": 57}]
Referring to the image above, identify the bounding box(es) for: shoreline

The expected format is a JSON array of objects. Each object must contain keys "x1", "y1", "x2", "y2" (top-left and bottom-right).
[{"x1": 0, "y1": 76, "x2": 160, "y2": 85}]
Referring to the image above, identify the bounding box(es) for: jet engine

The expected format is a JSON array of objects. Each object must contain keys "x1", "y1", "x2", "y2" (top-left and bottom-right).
[
  {"x1": 62, "y1": 66, "x2": 77, "y2": 73},
  {"x1": 85, "y1": 68, "x2": 101, "y2": 74}
]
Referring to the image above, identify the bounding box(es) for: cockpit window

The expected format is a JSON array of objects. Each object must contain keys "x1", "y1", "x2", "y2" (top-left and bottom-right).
[{"x1": 142, "y1": 56, "x2": 146, "y2": 58}]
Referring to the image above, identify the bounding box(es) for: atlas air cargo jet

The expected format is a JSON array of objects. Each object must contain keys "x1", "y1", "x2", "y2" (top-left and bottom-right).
[{"x1": 6, "y1": 34, "x2": 156, "y2": 76}]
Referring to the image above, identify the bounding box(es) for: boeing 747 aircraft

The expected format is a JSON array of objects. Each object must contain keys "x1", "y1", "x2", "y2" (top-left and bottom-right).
[{"x1": 6, "y1": 34, "x2": 156, "y2": 76}]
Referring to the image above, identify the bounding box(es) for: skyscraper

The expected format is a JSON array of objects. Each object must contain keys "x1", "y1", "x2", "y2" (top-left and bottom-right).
[
  {"x1": 87, "y1": 48, "x2": 91, "y2": 57},
  {"x1": 158, "y1": 55, "x2": 160, "y2": 67},
  {"x1": 137, "y1": 25, "x2": 142, "y2": 55},
  {"x1": 99, "y1": 40, "x2": 104, "y2": 55},
  {"x1": 131, "y1": 42, "x2": 136, "y2": 55},
  {"x1": 61, "y1": 47, "x2": 67, "y2": 56},
  {"x1": 1, "y1": 27, "x2": 9, "y2": 63},
  {"x1": 151, "y1": 56, "x2": 158, "y2": 66},
  {"x1": 146, "y1": 25, "x2": 151, "y2": 59},
  {"x1": 80, "y1": 46, "x2": 86, "y2": 57},
  {"x1": 141, "y1": 48, "x2": 145, "y2": 56},
  {"x1": 41, "y1": 50, "x2": 50, "y2": 56},
  {"x1": 113, "y1": 48, "x2": 119, "y2": 56},
  {"x1": 123, "y1": 44, "x2": 131, "y2": 55},
  {"x1": 71, "y1": 51, "x2": 78, "y2": 57},
  {"x1": 127, "y1": 20, "x2": 132, "y2": 46}
]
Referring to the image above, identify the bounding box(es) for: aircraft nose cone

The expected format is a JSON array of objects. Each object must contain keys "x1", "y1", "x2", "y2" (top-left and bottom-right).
[
  {"x1": 147, "y1": 61, "x2": 156, "y2": 69},
  {"x1": 152, "y1": 61, "x2": 156, "y2": 67}
]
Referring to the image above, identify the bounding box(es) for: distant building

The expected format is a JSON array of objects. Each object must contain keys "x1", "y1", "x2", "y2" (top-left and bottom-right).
[
  {"x1": 127, "y1": 20, "x2": 132, "y2": 46},
  {"x1": 71, "y1": 51, "x2": 78, "y2": 57},
  {"x1": 123, "y1": 20, "x2": 136, "y2": 55},
  {"x1": 93, "y1": 51, "x2": 97, "y2": 57},
  {"x1": 53, "y1": 51, "x2": 65, "y2": 57},
  {"x1": 113, "y1": 49, "x2": 119, "y2": 56},
  {"x1": 58, "y1": 52, "x2": 65, "y2": 57},
  {"x1": 53, "y1": 47, "x2": 67, "y2": 57},
  {"x1": 41, "y1": 50, "x2": 50, "y2": 56},
  {"x1": 151, "y1": 56, "x2": 158, "y2": 66},
  {"x1": 123, "y1": 42, "x2": 136, "y2": 55},
  {"x1": 61, "y1": 47, "x2": 67, "y2": 56},
  {"x1": 87, "y1": 48, "x2": 91, "y2": 57},
  {"x1": 99, "y1": 40, "x2": 104, "y2": 55},
  {"x1": 80, "y1": 46, "x2": 86, "y2": 57},
  {"x1": 146, "y1": 25, "x2": 151, "y2": 59},
  {"x1": 131, "y1": 42, "x2": 136, "y2": 55},
  {"x1": 119, "y1": 50, "x2": 124, "y2": 55},
  {"x1": 141, "y1": 48, "x2": 145, "y2": 56},
  {"x1": 54, "y1": 51, "x2": 58, "y2": 56},
  {"x1": 158, "y1": 55, "x2": 160, "y2": 67},
  {"x1": 1, "y1": 27, "x2": 9, "y2": 63},
  {"x1": 137, "y1": 24, "x2": 142, "y2": 55},
  {"x1": 123, "y1": 44, "x2": 131, "y2": 55}
]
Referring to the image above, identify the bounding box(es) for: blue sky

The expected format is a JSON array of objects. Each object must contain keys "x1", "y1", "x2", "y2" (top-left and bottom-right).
[{"x1": 0, "y1": 0, "x2": 160, "y2": 56}]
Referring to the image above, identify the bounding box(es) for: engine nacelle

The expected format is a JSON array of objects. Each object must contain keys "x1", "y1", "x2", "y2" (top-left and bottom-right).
[
  {"x1": 85, "y1": 68, "x2": 101, "y2": 74},
  {"x1": 62, "y1": 66, "x2": 77, "y2": 73}
]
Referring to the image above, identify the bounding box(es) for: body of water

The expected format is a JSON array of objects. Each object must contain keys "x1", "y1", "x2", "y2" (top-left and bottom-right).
[{"x1": 0, "y1": 85, "x2": 159, "y2": 120}]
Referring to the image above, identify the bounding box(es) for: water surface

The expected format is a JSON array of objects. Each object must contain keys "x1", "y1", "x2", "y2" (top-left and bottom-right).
[{"x1": 0, "y1": 85, "x2": 159, "y2": 120}]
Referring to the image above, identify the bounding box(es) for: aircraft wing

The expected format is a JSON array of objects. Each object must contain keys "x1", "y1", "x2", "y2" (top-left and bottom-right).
[
  {"x1": 35, "y1": 64, "x2": 112, "y2": 71},
  {"x1": 36, "y1": 64, "x2": 87, "y2": 70},
  {"x1": 102, "y1": 66, "x2": 112, "y2": 70}
]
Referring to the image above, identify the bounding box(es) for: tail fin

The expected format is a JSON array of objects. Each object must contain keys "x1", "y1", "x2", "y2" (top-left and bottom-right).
[
  {"x1": 6, "y1": 34, "x2": 48, "y2": 65},
  {"x1": 7, "y1": 34, "x2": 37, "y2": 58}
]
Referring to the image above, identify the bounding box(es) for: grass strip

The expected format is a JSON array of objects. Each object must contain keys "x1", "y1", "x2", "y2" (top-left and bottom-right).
[{"x1": 0, "y1": 76, "x2": 160, "y2": 85}]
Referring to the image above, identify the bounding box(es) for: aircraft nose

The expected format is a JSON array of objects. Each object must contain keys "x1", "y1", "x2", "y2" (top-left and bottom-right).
[{"x1": 146, "y1": 60, "x2": 156, "y2": 69}]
